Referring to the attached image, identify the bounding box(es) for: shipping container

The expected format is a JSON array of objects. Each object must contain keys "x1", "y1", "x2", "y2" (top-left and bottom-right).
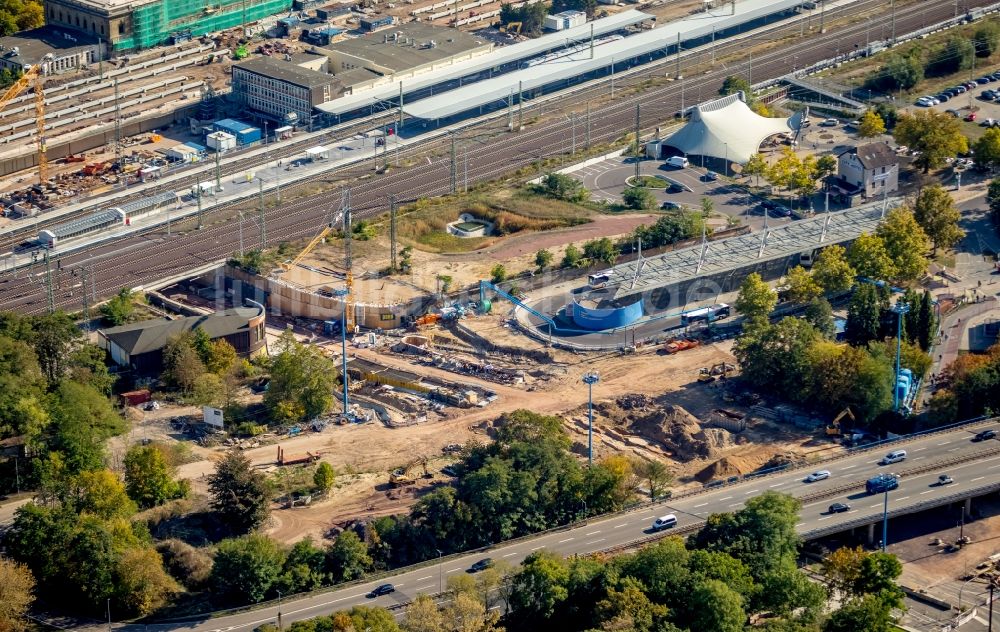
[
  {"x1": 213, "y1": 118, "x2": 254, "y2": 137},
  {"x1": 236, "y1": 127, "x2": 262, "y2": 145},
  {"x1": 360, "y1": 15, "x2": 393, "y2": 31},
  {"x1": 120, "y1": 389, "x2": 152, "y2": 406},
  {"x1": 316, "y1": 4, "x2": 351, "y2": 19},
  {"x1": 206, "y1": 131, "x2": 237, "y2": 152}
]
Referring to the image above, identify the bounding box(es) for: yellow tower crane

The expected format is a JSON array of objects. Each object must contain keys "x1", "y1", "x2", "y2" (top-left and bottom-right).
[{"x1": 0, "y1": 55, "x2": 52, "y2": 186}]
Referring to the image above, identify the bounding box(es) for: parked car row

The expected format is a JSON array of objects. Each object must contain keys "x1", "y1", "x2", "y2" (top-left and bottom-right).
[{"x1": 916, "y1": 73, "x2": 1000, "y2": 106}]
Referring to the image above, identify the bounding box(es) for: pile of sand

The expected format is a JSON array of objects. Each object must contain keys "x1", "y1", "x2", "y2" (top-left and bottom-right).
[
  {"x1": 694, "y1": 449, "x2": 799, "y2": 482},
  {"x1": 593, "y1": 397, "x2": 738, "y2": 461}
]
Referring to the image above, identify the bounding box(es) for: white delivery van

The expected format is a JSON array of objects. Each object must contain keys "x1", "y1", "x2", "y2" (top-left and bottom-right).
[
  {"x1": 879, "y1": 449, "x2": 907, "y2": 465},
  {"x1": 651, "y1": 514, "x2": 678, "y2": 531},
  {"x1": 665, "y1": 156, "x2": 689, "y2": 168}
]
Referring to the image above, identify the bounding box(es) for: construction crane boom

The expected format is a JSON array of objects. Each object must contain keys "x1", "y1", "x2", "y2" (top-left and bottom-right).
[{"x1": 0, "y1": 56, "x2": 52, "y2": 185}]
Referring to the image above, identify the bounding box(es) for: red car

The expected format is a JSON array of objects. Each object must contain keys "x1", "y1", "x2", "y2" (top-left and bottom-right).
[{"x1": 966, "y1": 112, "x2": 978, "y2": 122}]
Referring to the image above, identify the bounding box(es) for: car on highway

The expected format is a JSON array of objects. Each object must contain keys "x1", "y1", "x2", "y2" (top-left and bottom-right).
[
  {"x1": 651, "y1": 514, "x2": 678, "y2": 531},
  {"x1": 937, "y1": 474, "x2": 954, "y2": 485},
  {"x1": 828, "y1": 503, "x2": 851, "y2": 514},
  {"x1": 368, "y1": 584, "x2": 395, "y2": 598},
  {"x1": 879, "y1": 449, "x2": 907, "y2": 465},
  {"x1": 973, "y1": 429, "x2": 997, "y2": 442},
  {"x1": 469, "y1": 558, "x2": 494, "y2": 572},
  {"x1": 804, "y1": 470, "x2": 831, "y2": 483}
]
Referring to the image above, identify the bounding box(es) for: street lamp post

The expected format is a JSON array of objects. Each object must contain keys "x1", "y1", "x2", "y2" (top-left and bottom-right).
[
  {"x1": 437, "y1": 549, "x2": 443, "y2": 594},
  {"x1": 583, "y1": 372, "x2": 600, "y2": 466},
  {"x1": 891, "y1": 303, "x2": 911, "y2": 412},
  {"x1": 277, "y1": 590, "x2": 283, "y2": 631},
  {"x1": 881, "y1": 487, "x2": 890, "y2": 552}
]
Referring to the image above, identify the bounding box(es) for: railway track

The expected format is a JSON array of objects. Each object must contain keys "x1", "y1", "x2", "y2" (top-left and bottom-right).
[{"x1": 0, "y1": 0, "x2": 983, "y2": 314}]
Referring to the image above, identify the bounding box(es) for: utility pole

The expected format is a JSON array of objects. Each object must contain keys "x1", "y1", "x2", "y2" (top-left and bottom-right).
[
  {"x1": 463, "y1": 146, "x2": 468, "y2": 193},
  {"x1": 80, "y1": 266, "x2": 90, "y2": 326},
  {"x1": 590, "y1": 23, "x2": 594, "y2": 58},
  {"x1": 275, "y1": 158, "x2": 281, "y2": 202},
  {"x1": 398, "y1": 81, "x2": 404, "y2": 131},
  {"x1": 113, "y1": 78, "x2": 122, "y2": 168},
  {"x1": 238, "y1": 210, "x2": 244, "y2": 256},
  {"x1": 675, "y1": 32, "x2": 681, "y2": 78},
  {"x1": 586, "y1": 101, "x2": 591, "y2": 149},
  {"x1": 711, "y1": 25, "x2": 716, "y2": 64},
  {"x1": 890, "y1": 0, "x2": 896, "y2": 44},
  {"x1": 214, "y1": 148, "x2": 221, "y2": 192},
  {"x1": 450, "y1": 132, "x2": 457, "y2": 193},
  {"x1": 98, "y1": 38, "x2": 103, "y2": 81},
  {"x1": 258, "y1": 179, "x2": 266, "y2": 248},
  {"x1": 634, "y1": 104, "x2": 641, "y2": 182},
  {"x1": 748, "y1": 49, "x2": 753, "y2": 85},
  {"x1": 518, "y1": 80, "x2": 523, "y2": 131},
  {"x1": 820, "y1": 0, "x2": 825, "y2": 32},
  {"x1": 507, "y1": 88, "x2": 514, "y2": 131},
  {"x1": 611, "y1": 58, "x2": 615, "y2": 97},
  {"x1": 196, "y1": 178, "x2": 203, "y2": 229},
  {"x1": 389, "y1": 195, "x2": 398, "y2": 272},
  {"x1": 44, "y1": 249, "x2": 54, "y2": 313}
]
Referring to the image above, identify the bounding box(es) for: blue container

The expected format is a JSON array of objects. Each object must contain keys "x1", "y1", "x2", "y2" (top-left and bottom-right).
[
  {"x1": 213, "y1": 118, "x2": 253, "y2": 137},
  {"x1": 236, "y1": 127, "x2": 262, "y2": 145}
]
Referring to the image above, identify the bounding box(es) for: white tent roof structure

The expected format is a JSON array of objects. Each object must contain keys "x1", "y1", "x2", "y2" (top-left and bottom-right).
[{"x1": 663, "y1": 92, "x2": 802, "y2": 164}]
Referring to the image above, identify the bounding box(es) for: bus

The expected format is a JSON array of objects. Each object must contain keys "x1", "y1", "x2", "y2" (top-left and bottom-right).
[
  {"x1": 680, "y1": 303, "x2": 731, "y2": 326},
  {"x1": 588, "y1": 273, "x2": 611, "y2": 288}
]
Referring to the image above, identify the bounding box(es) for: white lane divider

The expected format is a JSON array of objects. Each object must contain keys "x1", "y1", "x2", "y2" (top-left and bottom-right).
[
  {"x1": 530, "y1": 546, "x2": 543, "y2": 551},
  {"x1": 416, "y1": 575, "x2": 432, "y2": 581},
  {"x1": 502, "y1": 552, "x2": 518, "y2": 558},
  {"x1": 694, "y1": 502, "x2": 709, "y2": 508},
  {"x1": 744, "y1": 489, "x2": 760, "y2": 495},
  {"x1": 558, "y1": 537, "x2": 574, "y2": 543},
  {"x1": 896, "y1": 496, "x2": 910, "y2": 502},
  {"x1": 971, "y1": 476, "x2": 985, "y2": 482},
  {"x1": 842, "y1": 464, "x2": 856, "y2": 469},
  {"x1": 612, "y1": 523, "x2": 628, "y2": 528},
  {"x1": 920, "y1": 490, "x2": 934, "y2": 494},
  {"x1": 588, "y1": 538, "x2": 606, "y2": 545},
  {"x1": 446, "y1": 569, "x2": 461, "y2": 574},
  {"x1": 585, "y1": 530, "x2": 602, "y2": 536}
]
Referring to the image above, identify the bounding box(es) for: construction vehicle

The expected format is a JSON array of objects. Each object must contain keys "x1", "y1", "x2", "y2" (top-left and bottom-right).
[
  {"x1": 698, "y1": 362, "x2": 737, "y2": 382},
  {"x1": 0, "y1": 55, "x2": 54, "y2": 185},
  {"x1": 389, "y1": 457, "x2": 430, "y2": 487},
  {"x1": 825, "y1": 407, "x2": 855, "y2": 437},
  {"x1": 276, "y1": 446, "x2": 321, "y2": 466},
  {"x1": 413, "y1": 313, "x2": 441, "y2": 328},
  {"x1": 664, "y1": 337, "x2": 700, "y2": 354},
  {"x1": 500, "y1": 21, "x2": 522, "y2": 36}
]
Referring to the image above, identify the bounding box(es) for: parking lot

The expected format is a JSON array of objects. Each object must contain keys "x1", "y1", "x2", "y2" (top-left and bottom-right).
[
  {"x1": 571, "y1": 155, "x2": 790, "y2": 229},
  {"x1": 912, "y1": 69, "x2": 1000, "y2": 140}
]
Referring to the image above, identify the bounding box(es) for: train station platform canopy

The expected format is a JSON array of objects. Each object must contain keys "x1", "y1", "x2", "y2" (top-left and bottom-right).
[
  {"x1": 403, "y1": 0, "x2": 808, "y2": 120},
  {"x1": 602, "y1": 198, "x2": 903, "y2": 301},
  {"x1": 661, "y1": 92, "x2": 801, "y2": 163},
  {"x1": 315, "y1": 10, "x2": 653, "y2": 117}
]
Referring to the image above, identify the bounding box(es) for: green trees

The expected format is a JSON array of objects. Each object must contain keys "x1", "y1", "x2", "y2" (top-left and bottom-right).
[
  {"x1": 535, "y1": 248, "x2": 553, "y2": 271},
  {"x1": 913, "y1": 184, "x2": 964, "y2": 252},
  {"x1": 162, "y1": 332, "x2": 205, "y2": 393},
  {"x1": 973, "y1": 127, "x2": 1000, "y2": 173},
  {"x1": 735, "y1": 273, "x2": 777, "y2": 323},
  {"x1": 811, "y1": 245, "x2": 856, "y2": 294},
  {"x1": 847, "y1": 233, "x2": 895, "y2": 281},
  {"x1": 784, "y1": 266, "x2": 823, "y2": 304},
  {"x1": 628, "y1": 212, "x2": 702, "y2": 249},
  {"x1": 0, "y1": 0, "x2": 43, "y2": 36},
  {"x1": 100, "y1": 288, "x2": 137, "y2": 325},
  {"x1": 743, "y1": 152, "x2": 768, "y2": 187},
  {"x1": 719, "y1": 75, "x2": 753, "y2": 98},
  {"x1": 688, "y1": 580, "x2": 746, "y2": 632},
  {"x1": 490, "y1": 264, "x2": 507, "y2": 283},
  {"x1": 123, "y1": 445, "x2": 186, "y2": 509},
  {"x1": 733, "y1": 318, "x2": 820, "y2": 402},
  {"x1": 211, "y1": 534, "x2": 286, "y2": 604},
  {"x1": 928, "y1": 36, "x2": 976, "y2": 75},
  {"x1": 845, "y1": 283, "x2": 886, "y2": 347},
  {"x1": 872, "y1": 53, "x2": 924, "y2": 91},
  {"x1": 209, "y1": 450, "x2": 270, "y2": 535},
  {"x1": 561, "y1": 244, "x2": 584, "y2": 268},
  {"x1": 582, "y1": 237, "x2": 617, "y2": 266},
  {"x1": 893, "y1": 110, "x2": 969, "y2": 173},
  {"x1": 974, "y1": 22, "x2": 1000, "y2": 56},
  {"x1": 498, "y1": 0, "x2": 546, "y2": 34},
  {"x1": 857, "y1": 111, "x2": 886, "y2": 138},
  {"x1": 932, "y1": 343, "x2": 1000, "y2": 422},
  {"x1": 622, "y1": 185, "x2": 656, "y2": 210},
  {"x1": 326, "y1": 530, "x2": 372, "y2": 582},
  {"x1": 875, "y1": 207, "x2": 931, "y2": 281},
  {"x1": 265, "y1": 330, "x2": 336, "y2": 423},
  {"x1": 804, "y1": 297, "x2": 836, "y2": 339},
  {"x1": 541, "y1": 173, "x2": 588, "y2": 202},
  {"x1": 989, "y1": 178, "x2": 1000, "y2": 227},
  {"x1": 313, "y1": 461, "x2": 335, "y2": 494}
]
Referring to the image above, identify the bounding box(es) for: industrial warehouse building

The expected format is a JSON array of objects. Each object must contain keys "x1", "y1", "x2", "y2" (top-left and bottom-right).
[
  {"x1": 232, "y1": 23, "x2": 492, "y2": 123},
  {"x1": 98, "y1": 305, "x2": 266, "y2": 373},
  {"x1": 0, "y1": 25, "x2": 104, "y2": 74},
  {"x1": 43, "y1": 0, "x2": 292, "y2": 51}
]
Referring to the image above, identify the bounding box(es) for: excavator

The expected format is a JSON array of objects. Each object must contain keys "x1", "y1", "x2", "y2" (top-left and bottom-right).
[
  {"x1": 825, "y1": 407, "x2": 856, "y2": 437},
  {"x1": 389, "y1": 457, "x2": 430, "y2": 487},
  {"x1": 499, "y1": 21, "x2": 522, "y2": 36},
  {"x1": 0, "y1": 54, "x2": 53, "y2": 185},
  {"x1": 697, "y1": 362, "x2": 738, "y2": 383}
]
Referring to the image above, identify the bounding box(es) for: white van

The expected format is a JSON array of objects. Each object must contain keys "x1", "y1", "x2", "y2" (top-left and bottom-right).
[
  {"x1": 652, "y1": 514, "x2": 678, "y2": 531},
  {"x1": 880, "y1": 450, "x2": 907, "y2": 465},
  {"x1": 665, "y1": 156, "x2": 689, "y2": 168}
]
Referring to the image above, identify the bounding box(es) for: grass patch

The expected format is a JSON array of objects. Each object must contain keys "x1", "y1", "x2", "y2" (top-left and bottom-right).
[
  {"x1": 628, "y1": 175, "x2": 668, "y2": 188},
  {"x1": 394, "y1": 187, "x2": 596, "y2": 254}
]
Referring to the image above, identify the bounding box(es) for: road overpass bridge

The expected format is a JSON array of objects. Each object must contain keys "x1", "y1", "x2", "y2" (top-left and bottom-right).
[{"x1": 122, "y1": 416, "x2": 1000, "y2": 632}]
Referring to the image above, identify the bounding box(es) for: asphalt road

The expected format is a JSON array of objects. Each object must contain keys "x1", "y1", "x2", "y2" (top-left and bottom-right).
[
  {"x1": 0, "y1": 0, "x2": 975, "y2": 314},
  {"x1": 113, "y1": 418, "x2": 1000, "y2": 632}
]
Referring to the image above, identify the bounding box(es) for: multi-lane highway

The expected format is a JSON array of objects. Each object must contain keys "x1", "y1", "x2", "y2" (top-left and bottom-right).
[
  {"x1": 115, "y1": 418, "x2": 1000, "y2": 632},
  {"x1": 0, "y1": 0, "x2": 982, "y2": 314}
]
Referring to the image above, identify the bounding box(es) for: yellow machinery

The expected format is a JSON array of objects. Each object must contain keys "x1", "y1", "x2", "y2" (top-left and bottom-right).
[
  {"x1": 697, "y1": 362, "x2": 737, "y2": 382},
  {"x1": 826, "y1": 407, "x2": 856, "y2": 436},
  {"x1": 284, "y1": 224, "x2": 335, "y2": 271},
  {"x1": 0, "y1": 56, "x2": 52, "y2": 185},
  {"x1": 389, "y1": 457, "x2": 429, "y2": 487},
  {"x1": 285, "y1": 199, "x2": 354, "y2": 330},
  {"x1": 500, "y1": 21, "x2": 522, "y2": 35}
]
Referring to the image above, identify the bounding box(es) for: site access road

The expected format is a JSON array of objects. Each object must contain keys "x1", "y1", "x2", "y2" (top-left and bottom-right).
[
  {"x1": 0, "y1": 0, "x2": 978, "y2": 314},
  {"x1": 115, "y1": 418, "x2": 1000, "y2": 632}
]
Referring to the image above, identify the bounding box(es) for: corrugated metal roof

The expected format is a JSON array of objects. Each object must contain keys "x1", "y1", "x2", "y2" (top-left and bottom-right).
[
  {"x1": 315, "y1": 9, "x2": 652, "y2": 116},
  {"x1": 50, "y1": 208, "x2": 125, "y2": 239},
  {"x1": 404, "y1": 0, "x2": 806, "y2": 120}
]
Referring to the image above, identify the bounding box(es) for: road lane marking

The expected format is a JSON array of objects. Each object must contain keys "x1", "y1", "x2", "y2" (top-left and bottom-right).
[
  {"x1": 558, "y1": 537, "x2": 574, "y2": 543},
  {"x1": 818, "y1": 516, "x2": 830, "y2": 521},
  {"x1": 744, "y1": 489, "x2": 760, "y2": 495},
  {"x1": 896, "y1": 496, "x2": 910, "y2": 501},
  {"x1": 588, "y1": 538, "x2": 606, "y2": 545},
  {"x1": 949, "y1": 448, "x2": 960, "y2": 452},
  {"x1": 971, "y1": 476, "x2": 985, "y2": 482},
  {"x1": 613, "y1": 523, "x2": 628, "y2": 528},
  {"x1": 414, "y1": 584, "x2": 433, "y2": 592},
  {"x1": 796, "y1": 522, "x2": 804, "y2": 527},
  {"x1": 769, "y1": 482, "x2": 784, "y2": 487},
  {"x1": 530, "y1": 546, "x2": 543, "y2": 551},
  {"x1": 416, "y1": 575, "x2": 432, "y2": 581},
  {"x1": 914, "y1": 447, "x2": 927, "y2": 451},
  {"x1": 842, "y1": 464, "x2": 857, "y2": 469},
  {"x1": 938, "y1": 441, "x2": 951, "y2": 445},
  {"x1": 446, "y1": 569, "x2": 461, "y2": 574},
  {"x1": 694, "y1": 503, "x2": 709, "y2": 508},
  {"x1": 913, "y1": 457, "x2": 925, "y2": 460},
  {"x1": 990, "y1": 464, "x2": 1000, "y2": 469},
  {"x1": 331, "y1": 594, "x2": 367, "y2": 603},
  {"x1": 729, "y1": 503, "x2": 742, "y2": 508},
  {"x1": 720, "y1": 496, "x2": 733, "y2": 501},
  {"x1": 502, "y1": 552, "x2": 517, "y2": 558},
  {"x1": 921, "y1": 490, "x2": 934, "y2": 494},
  {"x1": 870, "y1": 503, "x2": 882, "y2": 508},
  {"x1": 585, "y1": 530, "x2": 601, "y2": 536}
]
